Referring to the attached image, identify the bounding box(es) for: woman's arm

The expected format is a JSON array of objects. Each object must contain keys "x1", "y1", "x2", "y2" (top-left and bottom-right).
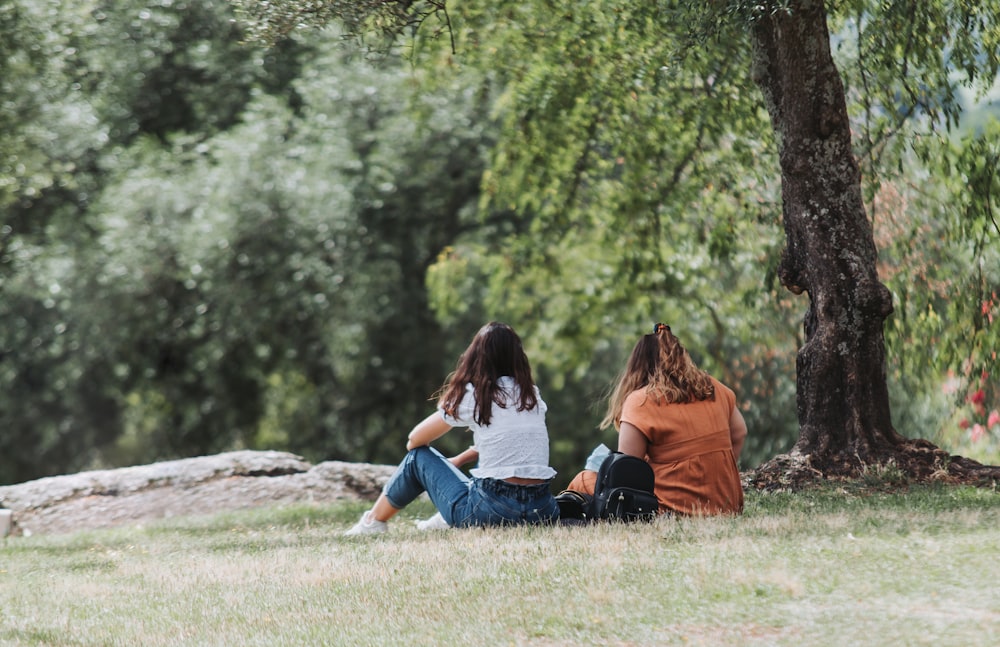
[
  {"x1": 406, "y1": 412, "x2": 453, "y2": 451},
  {"x1": 617, "y1": 422, "x2": 649, "y2": 458},
  {"x1": 729, "y1": 407, "x2": 747, "y2": 461}
]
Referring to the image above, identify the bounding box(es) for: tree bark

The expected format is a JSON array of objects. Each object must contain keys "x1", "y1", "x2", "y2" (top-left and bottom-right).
[{"x1": 748, "y1": 0, "x2": 904, "y2": 469}]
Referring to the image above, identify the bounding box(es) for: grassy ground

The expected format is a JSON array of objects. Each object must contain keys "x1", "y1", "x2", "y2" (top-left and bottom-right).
[{"x1": 2, "y1": 483, "x2": 998, "y2": 646}]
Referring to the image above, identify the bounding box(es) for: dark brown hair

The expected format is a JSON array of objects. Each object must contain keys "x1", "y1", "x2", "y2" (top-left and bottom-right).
[{"x1": 438, "y1": 322, "x2": 538, "y2": 426}]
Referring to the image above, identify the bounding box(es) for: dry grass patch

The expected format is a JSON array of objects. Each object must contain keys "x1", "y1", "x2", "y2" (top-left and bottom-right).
[{"x1": 2, "y1": 487, "x2": 999, "y2": 646}]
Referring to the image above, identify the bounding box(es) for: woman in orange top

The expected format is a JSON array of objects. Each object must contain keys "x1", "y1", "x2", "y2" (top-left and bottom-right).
[{"x1": 568, "y1": 323, "x2": 747, "y2": 515}]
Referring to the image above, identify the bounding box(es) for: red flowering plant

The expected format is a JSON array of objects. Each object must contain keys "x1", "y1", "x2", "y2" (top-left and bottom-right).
[
  {"x1": 945, "y1": 367, "x2": 1000, "y2": 465},
  {"x1": 943, "y1": 292, "x2": 1000, "y2": 465},
  {"x1": 960, "y1": 386, "x2": 995, "y2": 436}
]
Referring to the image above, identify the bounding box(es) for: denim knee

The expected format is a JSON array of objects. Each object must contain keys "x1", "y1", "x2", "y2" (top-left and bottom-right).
[{"x1": 383, "y1": 446, "x2": 469, "y2": 511}]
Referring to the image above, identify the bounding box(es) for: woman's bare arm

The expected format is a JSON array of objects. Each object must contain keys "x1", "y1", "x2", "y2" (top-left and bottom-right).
[
  {"x1": 729, "y1": 407, "x2": 747, "y2": 460},
  {"x1": 617, "y1": 422, "x2": 649, "y2": 458},
  {"x1": 406, "y1": 412, "x2": 453, "y2": 451}
]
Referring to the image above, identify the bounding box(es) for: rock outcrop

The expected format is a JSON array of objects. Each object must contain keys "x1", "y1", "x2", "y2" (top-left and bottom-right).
[{"x1": 0, "y1": 451, "x2": 394, "y2": 537}]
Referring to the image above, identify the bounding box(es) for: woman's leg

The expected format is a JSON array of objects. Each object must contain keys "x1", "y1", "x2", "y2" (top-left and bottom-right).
[
  {"x1": 361, "y1": 447, "x2": 560, "y2": 529},
  {"x1": 377, "y1": 446, "x2": 471, "y2": 524},
  {"x1": 455, "y1": 479, "x2": 559, "y2": 528},
  {"x1": 368, "y1": 493, "x2": 401, "y2": 523}
]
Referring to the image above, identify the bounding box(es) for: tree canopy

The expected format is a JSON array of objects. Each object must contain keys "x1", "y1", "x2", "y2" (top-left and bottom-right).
[
  {"x1": 232, "y1": 0, "x2": 1000, "y2": 481},
  {"x1": 1, "y1": 0, "x2": 997, "y2": 485}
]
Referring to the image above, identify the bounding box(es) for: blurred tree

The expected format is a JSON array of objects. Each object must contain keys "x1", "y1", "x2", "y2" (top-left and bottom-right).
[
  {"x1": 1, "y1": 0, "x2": 125, "y2": 480},
  {"x1": 0, "y1": 1, "x2": 489, "y2": 482}
]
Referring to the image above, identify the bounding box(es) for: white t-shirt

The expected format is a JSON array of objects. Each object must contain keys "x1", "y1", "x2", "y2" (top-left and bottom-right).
[{"x1": 439, "y1": 376, "x2": 557, "y2": 480}]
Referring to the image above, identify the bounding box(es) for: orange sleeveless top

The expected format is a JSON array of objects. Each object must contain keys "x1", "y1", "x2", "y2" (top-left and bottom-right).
[{"x1": 620, "y1": 377, "x2": 743, "y2": 515}]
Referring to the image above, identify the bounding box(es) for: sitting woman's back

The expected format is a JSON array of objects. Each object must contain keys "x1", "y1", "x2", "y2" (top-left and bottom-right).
[
  {"x1": 618, "y1": 374, "x2": 743, "y2": 514},
  {"x1": 568, "y1": 323, "x2": 747, "y2": 515}
]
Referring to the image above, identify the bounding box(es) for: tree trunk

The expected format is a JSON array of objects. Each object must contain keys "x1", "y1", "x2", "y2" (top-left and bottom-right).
[{"x1": 748, "y1": 0, "x2": 904, "y2": 470}]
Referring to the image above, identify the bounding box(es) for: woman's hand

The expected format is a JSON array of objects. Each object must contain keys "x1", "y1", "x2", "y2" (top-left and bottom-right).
[{"x1": 449, "y1": 446, "x2": 479, "y2": 468}]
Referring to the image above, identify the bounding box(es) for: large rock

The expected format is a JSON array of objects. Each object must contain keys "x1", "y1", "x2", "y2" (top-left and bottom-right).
[{"x1": 0, "y1": 451, "x2": 395, "y2": 537}]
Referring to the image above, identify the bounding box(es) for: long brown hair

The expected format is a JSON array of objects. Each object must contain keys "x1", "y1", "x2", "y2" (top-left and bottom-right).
[
  {"x1": 601, "y1": 324, "x2": 715, "y2": 429},
  {"x1": 438, "y1": 322, "x2": 538, "y2": 426}
]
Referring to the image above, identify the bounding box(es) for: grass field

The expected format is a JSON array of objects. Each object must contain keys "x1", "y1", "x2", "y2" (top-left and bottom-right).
[{"x1": 2, "y1": 483, "x2": 998, "y2": 646}]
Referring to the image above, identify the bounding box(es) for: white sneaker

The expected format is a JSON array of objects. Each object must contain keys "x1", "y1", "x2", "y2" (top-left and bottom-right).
[
  {"x1": 415, "y1": 511, "x2": 450, "y2": 531},
  {"x1": 343, "y1": 510, "x2": 388, "y2": 536}
]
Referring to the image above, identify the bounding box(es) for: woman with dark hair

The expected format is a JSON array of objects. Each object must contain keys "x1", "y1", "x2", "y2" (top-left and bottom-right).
[
  {"x1": 566, "y1": 323, "x2": 747, "y2": 515},
  {"x1": 345, "y1": 322, "x2": 559, "y2": 535}
]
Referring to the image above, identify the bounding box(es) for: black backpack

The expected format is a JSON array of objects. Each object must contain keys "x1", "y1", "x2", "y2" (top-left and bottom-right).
[
  {"x1": 556, "y1": 452, "x2": 659, "y2": 523},
  {"x1": 591, "y1": 452, "x2": 659, "y2": 522}
]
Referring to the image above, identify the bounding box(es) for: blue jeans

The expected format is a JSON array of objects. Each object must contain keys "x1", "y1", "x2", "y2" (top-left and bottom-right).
[{"x1": 382, "y1": 446, "x2": 559, "y2": 528}]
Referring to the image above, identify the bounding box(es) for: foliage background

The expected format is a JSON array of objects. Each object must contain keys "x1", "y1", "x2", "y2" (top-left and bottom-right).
[{"x1": 1, "y1": 0, "x2": 998, "y2": 486}]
